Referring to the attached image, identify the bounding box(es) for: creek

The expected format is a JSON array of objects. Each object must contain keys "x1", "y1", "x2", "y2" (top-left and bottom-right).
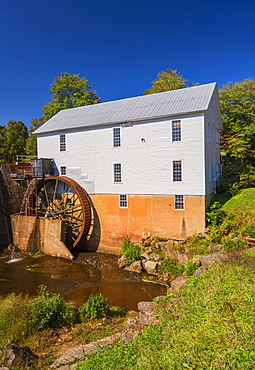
[{"x1": 0, "y1": 251, "x2": 166, "y2": 310}]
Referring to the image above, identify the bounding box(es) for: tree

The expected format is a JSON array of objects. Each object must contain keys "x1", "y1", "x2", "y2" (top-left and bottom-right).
[
  {"x1": 6, "y1": 120, "x2": 28, "y2": 160},
  {"x1": 219, "y1": 79, "x2": 255, "y2": 161},
  {"x1": 218, "y1": 79, "x2": 255, "y2": 191},
  {"x1": 43, "y1": 72, "x2": 101, "y2": 120},
  {"x1": 144, "y1": 68, "x2": 188, "y2": 95},
  {"x1": 0, "y1": 125, "x2": 7, "y2": 163},
  {"x1": 25, "y1": 117, "x2": 45, "y2": 156}
]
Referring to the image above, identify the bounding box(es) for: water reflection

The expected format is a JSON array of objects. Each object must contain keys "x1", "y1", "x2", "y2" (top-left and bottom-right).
[{"x1": 0, "y1": 252, "x2": 166, "y2": 310}]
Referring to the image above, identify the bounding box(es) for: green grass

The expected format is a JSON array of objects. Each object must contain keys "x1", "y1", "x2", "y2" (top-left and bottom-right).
[
  {"x1": 76, "y1": 252, "x2": 255, "y2": 369},
  {"x1": 222, "y1": 188, "x2": 255, "y2": 214}
]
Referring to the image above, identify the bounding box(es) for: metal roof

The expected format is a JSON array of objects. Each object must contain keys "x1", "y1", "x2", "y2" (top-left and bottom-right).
[{"x1": 35, "y1": 82, "x2": 217, "y2": 134}]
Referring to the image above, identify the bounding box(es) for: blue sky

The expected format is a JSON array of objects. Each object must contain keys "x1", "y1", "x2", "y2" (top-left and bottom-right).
[{"x1": 1, "y1": 0, "x2": 254, "y2": 128}]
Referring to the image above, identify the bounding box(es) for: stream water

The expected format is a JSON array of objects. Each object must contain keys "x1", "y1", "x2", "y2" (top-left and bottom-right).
[{"x1": 0, "y1": 252, "x2": 166, "y2": 311}]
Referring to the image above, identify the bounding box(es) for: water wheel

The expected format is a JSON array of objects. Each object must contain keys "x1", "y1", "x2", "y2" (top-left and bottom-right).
[{"x1": 24, "y1": 176, "x2": 92, "y2": 250}]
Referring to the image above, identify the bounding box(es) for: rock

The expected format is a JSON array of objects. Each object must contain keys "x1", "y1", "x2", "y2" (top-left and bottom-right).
[
  {"x1": 50, "y1": 333, "x2": 122, "y2": 369},
  {"x1": 144, "y1": 260, "x2": 159, "y2": 275},
  {"x1": 137, "y1": 301, "x2": 160, "y2": 326},
  {"x1": 150, "y1": 253, "x2": 162, "y2": 262},
  {"x1": 200, "y1": 253, "x2": 226, "y2": 269},
  {"x1": 121, "y1": 317, "x2": 146, "y2": 344},
  {"x1": 125, "y1": 260, "x2": 143, "y2": 273},
  {"x1": 159, "y1": 272, "x2": 170, "y2": 282},
  {"x1": 192, "y1": 256, "x2": 202, "y2": 266},
  {"x1": 140, "y1": 252, "x2": 150, "y2": 260},
  {"x1": 193, "y1": 267, "x2": 204, "y2": 277},
  {"x1": 1, "y1": 342, "x2": 38, "y2": 370},
  {"x1": 117, "y1": 255, "x2": 127, "y2": 268},
  {"x1": 165, "y1": 246, "x2": 177, "y2": 259},
  {"x1": 169, "y1": 276, "x2": 189, "y2": 293},
  {"x1": 176, "y1": 252, "x2": 189, "y2": 266}
]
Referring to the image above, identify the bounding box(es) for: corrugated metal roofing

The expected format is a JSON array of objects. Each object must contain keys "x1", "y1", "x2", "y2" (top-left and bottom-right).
[{"x1": 35, "y1": 82, "x2": 217, "y2": 134}]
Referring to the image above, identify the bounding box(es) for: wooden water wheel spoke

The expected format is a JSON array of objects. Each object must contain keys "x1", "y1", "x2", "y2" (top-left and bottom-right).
[{"x1": 24, "y1": 176, "x2": 92, "y2": 250}]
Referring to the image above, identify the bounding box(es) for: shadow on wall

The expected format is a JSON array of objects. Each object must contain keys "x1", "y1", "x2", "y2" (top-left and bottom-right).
[{"x1": 78, "y1": 201, "x2": 101, "y2": 253}]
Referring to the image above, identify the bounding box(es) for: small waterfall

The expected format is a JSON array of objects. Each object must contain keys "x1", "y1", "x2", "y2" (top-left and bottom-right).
[
  {"x1": 20, "y1": 178, "x2": 37, "y2": 214},
  {"x1": 6, "y1": 244, "x2": 24, "y2": 263}
]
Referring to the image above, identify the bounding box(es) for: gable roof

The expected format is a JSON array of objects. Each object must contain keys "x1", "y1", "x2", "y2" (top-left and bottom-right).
[{"x1": 35, "y1": 82, "x2": 217, "y2": 134}]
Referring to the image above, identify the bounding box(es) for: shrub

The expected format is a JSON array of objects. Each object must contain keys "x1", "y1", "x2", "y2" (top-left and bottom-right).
[
  {"x1": 206, "y1": 202, "x2": 226, "y2": 227},
  {"x1": 30, "y1": 286, "x2": 76, "y2": 331},
  {"x1": 0, "y1": 294, "x2": 31, "y2": 345},
  {"x1": 160, "y1": 257, "x2": 184, "y2": 276},
  {"x1": 222, "y1": 238, "x2": 246, "y2": 252},
  {"x1": 79, "y1": 294, "x2": 109, "y2": 322},
  {"x1": 121, "y1": 237, "x2": 141, "y2": 266}
]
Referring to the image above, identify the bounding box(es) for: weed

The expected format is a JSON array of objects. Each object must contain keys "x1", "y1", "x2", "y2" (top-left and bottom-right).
[
  {"x1": 78, "y1": 294, "x2": 109, "y2": 322},
  {"x1": 121, "y1": 237, "x2": 141, "y2": 266},
  {"x1": 30, "y1": 286, "x2": 76, "y2": 331},
  {"x1": 160, "y1": 257, "x2": 184, "y2": 277},
  {"x1": 222, "y1": 237, "x2": 246, "y2": 252},
  {"x1": 184, "y1": 260, "x2": 198, "y2": 276}
]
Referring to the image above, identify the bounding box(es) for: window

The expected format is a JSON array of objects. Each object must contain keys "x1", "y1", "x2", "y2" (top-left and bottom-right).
[
  {"x1": 172, "y1": 120, "x2": 181, "y2": 142},
  {"x1": 113, "y1": 127, "x2": 121, "y2": 147},
  {"x1": 119, "y1": 194, "x2": 128, "y2": 208},
  {"x1": 173, "y1": 161, "x2": 182, "y2": 181},
  {"x1": 60, "y1": 166, "x2": 66, "y2": 176},
  {"x1": 60, "y1": 134, "x2": 66, "y2": 151},
  {"x1": 174, "y1": 195, "x2": 184, "y2": 210},
  {"x1": 114, "y1": 163, "x2": 122, "y2": 183}
]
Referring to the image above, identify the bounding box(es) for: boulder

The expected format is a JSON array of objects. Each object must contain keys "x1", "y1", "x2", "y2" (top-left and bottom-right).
[
  {"x1": 125, "y1": 260, "x2": 143, "y2": 273},
  {"x1": 200, "y1": 253, "x2": 226, "y2": 269},
  {"x1": 121, "y1": 317, "x2": 146, "y2": 344},
  {"x1": 140, "y1": 252, "x2": 150, "y2": 260},
  {"x1": 144, "y1": 260, "x2": 159, "y2": 275},
  {"x1": 1, "y1": 342, "x2": 38, "y2": 370},
  {"x1": 50, "y1": 333, "x2": 121, "y2": 369},
  {"x1": 117, "y1": 255, "x2": 127, "y2": 268},
  {"x1": 169, "y1": 276, "x2": 189, "y2": 293},
  {"x1": 137, "y1": 301, "x2": 160, "y2": 326},
  {"x1": 193, "y1": 267, "x2": 205, "y2": 277},
  {"x1": 176, "y1": 252, "x2": 189, "y2": 266},
  {"x1": 150, "y1": 253, "x2": 162, "y2": 262}
]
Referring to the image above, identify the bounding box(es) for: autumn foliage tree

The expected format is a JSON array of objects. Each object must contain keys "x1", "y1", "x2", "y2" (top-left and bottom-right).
[{"x1": 43, "y1": 72, "x2": 101, "y2": 120}]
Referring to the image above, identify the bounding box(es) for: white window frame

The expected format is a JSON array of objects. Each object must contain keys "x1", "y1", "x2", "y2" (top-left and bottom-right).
[
  {"x1": 60, "y1": 134, "x2": 66, "y2": 152},
  {"x1": 119, "y1": 194, "x2": 128, "y2": 208},
  {"x1": 114, "y1": 163, "x2": 122, "y2": 183},
  {"x1": 113, "y1": 127, "x2": 121, "y2": 148},
  {"x1": 172, "y1": 120, "x2": 181, "y2": 142},
  {"x1": 172, "y1": 160, "x2": 182, "y2": 182},
  {"x1": 174, "y1": 195, "x2": 184, "y2": 210},
  {"x1": 60, "y1": 166, "x2": 66, "y2": 176}
]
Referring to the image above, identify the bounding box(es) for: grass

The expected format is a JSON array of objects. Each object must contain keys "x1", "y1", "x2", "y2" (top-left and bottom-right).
[{"x1": 76, "y1": 252, "x2": 255, "y2": 369}]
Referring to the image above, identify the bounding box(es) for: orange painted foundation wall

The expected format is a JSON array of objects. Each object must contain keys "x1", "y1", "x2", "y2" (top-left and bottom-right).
[{"x1": 87, "y1": 194, "x2": 210, "y2": 254}]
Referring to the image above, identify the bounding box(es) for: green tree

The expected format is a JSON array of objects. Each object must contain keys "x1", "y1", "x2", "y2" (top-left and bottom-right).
[
  {"x1": 43, "y1": 72, "x2": 101, "y2": 120},
  {"x1": 6, "y1": 120, "x2": 28, "y2": 160},
  {"x1": 144, "y1": 68, "x2": 188, "y2": 95},
  {"x1": 0, "y1": 125, "x2": 7, "y2": 163},
  {"x1": 25, "y1": 117, "x2": 45, "y2": 156},
  {"x1": 219, "y1": 79, "x2": 255, "y2": 161},
  {"x1": 218, "y1": 79, "x2": 255, "y2": 191}
]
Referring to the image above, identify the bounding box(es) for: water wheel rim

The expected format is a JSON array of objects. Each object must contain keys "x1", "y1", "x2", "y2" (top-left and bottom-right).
[{"x1": 25, "y1": 176, "x2": 92, "y2": 250}]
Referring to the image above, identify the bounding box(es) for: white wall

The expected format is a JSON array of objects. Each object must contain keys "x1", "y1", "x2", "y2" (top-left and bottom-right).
[{"x1": 37, "y1": 113, "x2": 208, "y2": 196}]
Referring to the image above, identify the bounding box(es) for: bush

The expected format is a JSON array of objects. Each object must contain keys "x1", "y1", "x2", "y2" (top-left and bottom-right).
[
  {"x1": 30, "y1": 286, "x2": 76, "y2": 331},
  {"x1": 160, "y1": 257, "x2": 184, "y2": 276},
  {"x1": 79, "y1": 294, "x2": 109, "y2": 322},
  {"x1": 0, "y1": 294, "x2": 31, "y2": 345},
  {"x1": 222, "y1": 238, "x2": 246, "y2": 252},
  {"x1": 121, "y1": 237, "x2": 141, "y2": 266},
  {"x1": 206, "y1": 202, "x2": 226, "y2": 227}
]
